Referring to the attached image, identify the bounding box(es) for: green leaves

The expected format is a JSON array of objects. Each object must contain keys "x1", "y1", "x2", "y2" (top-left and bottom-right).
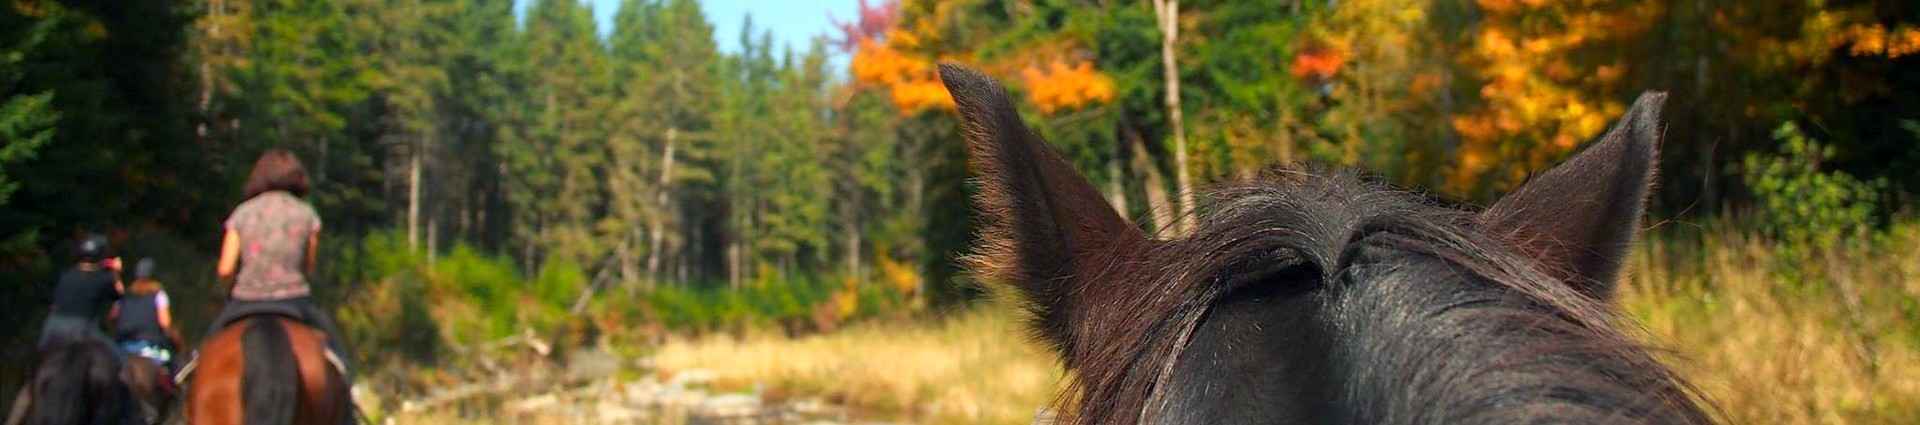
[
  {"x1": 1741, "y1": 121, "x2": 1889, "y2": 276},
  {"x1": 0, "y1": 91, "x2": 54, "y2": 208}
]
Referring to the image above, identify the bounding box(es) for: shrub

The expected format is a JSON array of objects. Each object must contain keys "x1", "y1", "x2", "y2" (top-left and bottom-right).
[
  {"x1": 1739, "y1": 121, "x2": 1888, "y2": 277},
  {"x1": 331, "y1": 230, "x2": 585, "y2": 369}
]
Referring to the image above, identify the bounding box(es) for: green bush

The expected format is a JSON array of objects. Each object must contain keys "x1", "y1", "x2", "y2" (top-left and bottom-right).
[
  {"x1": 1739, "y1": 121, "x2": 1889, "y2": 278},
  {"x1": 632, "y1": 275, "x2": 912, "y2": 334},
  {"x1": 331, "y1": 230, "x2": 587, "y2": 369}
]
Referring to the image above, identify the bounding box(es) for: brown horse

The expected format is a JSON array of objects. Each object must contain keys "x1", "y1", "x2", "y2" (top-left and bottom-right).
[
  {"x1": 186, "y1": 317, "x2": 349, "y2": 425},
  {"x1": 939, "y1": 64, "x2": 1712, "y2": 424},
  {"x1": 118, "y1": 356, "x2": 171, "y2": 425}
]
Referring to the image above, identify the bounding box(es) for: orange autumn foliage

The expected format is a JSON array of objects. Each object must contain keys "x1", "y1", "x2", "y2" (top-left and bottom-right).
[
  {"x1": 849, "y1": 36, "x2": 1116, "y2": 115},
  {"x1": 1449, "y1": 0, "x2": 1658, "y2": 194},
  {"x1": 851, "y1": 37, "x2": 953, "y2": 114},
  {"x1": 1843, "y1": 24, "x2": 1920, "y2": 58},
  {"x1": 1290, "y1": 45, "x2": 1348, "y2": 80},
  {"x1": 1019, "y1": 60, "x2": 1115, "y2": 114},
  {"x1": 849, "y1": 1, "x2": 1116, "y2": 116}
]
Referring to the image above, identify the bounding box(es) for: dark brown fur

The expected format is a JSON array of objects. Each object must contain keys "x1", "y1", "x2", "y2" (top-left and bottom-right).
[{"x1": 940, "y1": 63, "x2": 1710, "y2": 424}]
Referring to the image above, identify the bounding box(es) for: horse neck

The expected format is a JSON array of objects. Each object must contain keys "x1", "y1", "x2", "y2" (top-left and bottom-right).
[{"x1": 1333, "y1": 294, "x2": 1708, "y2": 424}]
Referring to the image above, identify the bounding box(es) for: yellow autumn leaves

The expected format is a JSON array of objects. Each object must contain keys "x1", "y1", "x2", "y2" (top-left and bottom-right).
[
  {"x1": 1449, "y1": 0, "x2": 1657, "y2": 192},
  {"x1": 1843, "y1": 24, "x2": 1920, "y2": 58}
]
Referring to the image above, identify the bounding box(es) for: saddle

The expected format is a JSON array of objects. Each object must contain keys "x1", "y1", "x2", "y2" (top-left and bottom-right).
[
  {"x1": 176, "y1": 308, "x2": 348, "y2": 384},
  {"x1": 213, "y1": 302, "x2": 307, "y2": 329}
]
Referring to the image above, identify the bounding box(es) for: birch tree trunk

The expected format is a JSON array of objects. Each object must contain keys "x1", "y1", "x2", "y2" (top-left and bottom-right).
[
  {"x1": 408, "y1": 137, "x2": 422, "y2": 249},
  {"x1": 1128, "y1": 123, "x2": 1176, "y2": 235},
  {"x1": 646, "y1": 127, "x2": 676, "y2": 288},
  {"x1": 1152, "y1": 0, "x2": 1194, "y2": 234},
  {"x1": 1106, "y1": 156, "x2": 1129, "y2": 220}
]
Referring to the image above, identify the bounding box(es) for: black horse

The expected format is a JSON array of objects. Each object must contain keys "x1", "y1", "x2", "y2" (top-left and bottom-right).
[
  {"x1": 9, "y1": 338, "x2": 133, "y2": 425},
  {"x1": 940, "y1": 64, "x2": 1712, "y2": 424}
]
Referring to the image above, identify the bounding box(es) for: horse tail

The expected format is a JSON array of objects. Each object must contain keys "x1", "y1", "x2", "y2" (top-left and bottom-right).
[
  {"x1": 27, "y1": 340, "x2": 125, "y2": 425},
  {"x1": 242, "y1": 317, "x2": 298, "y2": 425}
]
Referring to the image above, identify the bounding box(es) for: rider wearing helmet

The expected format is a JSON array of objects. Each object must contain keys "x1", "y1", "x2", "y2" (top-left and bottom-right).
[
  {"x1": 112, "y1": 258, "x2": 184, "y2": 372},
  {"x1": 41, "y1": 234, "x2": 124, "y2": 350},
  {"x1": 10, "y1": 235, "x2": 127, "y2": 424}
]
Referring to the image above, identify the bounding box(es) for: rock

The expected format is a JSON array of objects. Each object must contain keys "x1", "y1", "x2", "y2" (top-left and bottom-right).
[
  {"x1": 788, "y1": 398, "x2": 837, "y2": 416},
  {"x1": 595, "y1": 401, "x2": 648, "y2": 423},
  {"x1": 504, "y1": 394, "x2": 559, "y2": 415},
  {"x1": 620, "y1": 379, "x2": 665, "y2": 405},
  {"x1": 670, "y1": 368, "x2": 717, "y2": 389},
  {"x1": 566, "y1": 349, "x2": 621, "y2": 382},
  {"x1": 694, "y1": 393, "x2": 762, "y2": 419}
]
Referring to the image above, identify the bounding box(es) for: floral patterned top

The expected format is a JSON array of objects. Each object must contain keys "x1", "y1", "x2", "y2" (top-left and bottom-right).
[{"x1": 226, "y1": 191, "x2": 321, "y2": 301}]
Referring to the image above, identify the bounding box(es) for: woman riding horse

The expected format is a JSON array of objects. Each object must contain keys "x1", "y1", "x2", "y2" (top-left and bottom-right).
[
  {"x1": 199, "y1": 149, "x2": 351, "y2": 375},
  {"x1": 112, "y1": 258, "x2": 184, "y2": 423},
  {"x1": 186, "y1": 149, "x2": 355, "y2": 425}
]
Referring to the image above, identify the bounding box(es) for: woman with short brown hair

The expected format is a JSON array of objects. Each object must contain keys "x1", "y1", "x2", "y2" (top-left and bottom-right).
[{"x1": 201, "y1": 149, "x2": 350, "y2": 375}]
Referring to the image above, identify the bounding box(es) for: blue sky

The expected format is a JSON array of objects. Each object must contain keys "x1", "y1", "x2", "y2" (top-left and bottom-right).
[{"x1": 515, "y1": 0, "x2": 859, "y2": 55}]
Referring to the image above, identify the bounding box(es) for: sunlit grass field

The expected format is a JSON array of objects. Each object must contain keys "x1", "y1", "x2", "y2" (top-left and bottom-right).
[
  {"x1": 652, "y1": 223, "x2": 1920, "y2": 425},
  {"x1": 1624, "y1": 223, "x2": 1920, "y2": 423},
  {"x1": 653, "y1": 307, "x2": 1062, "y2": 424}
]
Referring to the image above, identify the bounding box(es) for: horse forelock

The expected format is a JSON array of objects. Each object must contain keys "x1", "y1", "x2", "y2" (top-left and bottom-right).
[{"x1": 1052, "y1": 169, "x2": 1711, "y2": 424}]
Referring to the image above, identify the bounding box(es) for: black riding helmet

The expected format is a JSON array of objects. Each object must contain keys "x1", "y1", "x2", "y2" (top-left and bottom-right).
[{"x1": 75, "y1": 234, "x2": 109, "y2": 262}]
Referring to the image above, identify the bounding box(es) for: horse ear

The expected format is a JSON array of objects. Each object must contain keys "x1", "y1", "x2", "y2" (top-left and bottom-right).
[
  {"x1": 1478, "y1": 92, "x2": 1666, "y2": 302},
  {"x1": 940, "y1": 63, "x2": 1147, "y2": 350}
]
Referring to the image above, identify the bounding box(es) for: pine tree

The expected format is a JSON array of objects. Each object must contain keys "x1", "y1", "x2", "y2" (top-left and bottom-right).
[
  {"x1": 505, "y1": 0, "x2": 613, "y2": 269},
  {"x1": 0, "y1": 19, "x2": 58, "y2": 254}
]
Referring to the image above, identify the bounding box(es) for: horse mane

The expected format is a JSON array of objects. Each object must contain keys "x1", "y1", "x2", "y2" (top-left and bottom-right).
[
  {"x1": 242, "y1": 317, "x2": 299, "y2": 425},
  {"x1": 28, "y1": 338, "x2": 127, "y2": 425},
  {"x1": 1045, "y1": 169, "x2": 1712, "y2": 424}
]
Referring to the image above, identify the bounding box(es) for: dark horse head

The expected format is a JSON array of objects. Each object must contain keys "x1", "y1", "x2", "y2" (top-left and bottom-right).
[
  {"x1": 23, "y1": 338, "x2": 131, "y2": 425},
  {"x1": 938, "y1": 64, "x2": 1710, "y2": 424}
]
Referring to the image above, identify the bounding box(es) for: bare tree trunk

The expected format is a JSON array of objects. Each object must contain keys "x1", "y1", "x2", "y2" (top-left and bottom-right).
[
  {"x1": 1106, "y1": 156, "x2": 1129, "y2": 220},
  {"x1": 196, "y1": 0, "x2": 223, "y2": 143},
  {"x1": 844, "y1": 192, "x2": 863, "y2": 280},
  {"x1": 1152, "y1": 0, "x2": 1194, "y2": 235},
  {"x1": 848, "y1": 227, "x2": 861, "y2": 279},
  {"x1": 646, "y1": 128, "x2": 677, "y2": 288},
  {"x1": 1128, "y1": 124, "x2": 1176, "y2": 235},
  {"x1": 617, "y1": 236, "x2": 635, "y2": 294},
  {"x1": 408, "y1": 138, "x2": 422, "y2": 249},
  {"x1": 728, "y1": 241, "x2": 741, "y2": 289},
  {"x1": 427, "y1": 216, "x2": 438, "y2": 264}
]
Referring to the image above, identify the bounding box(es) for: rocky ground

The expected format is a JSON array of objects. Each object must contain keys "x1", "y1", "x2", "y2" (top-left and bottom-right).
[{"x1": 381, "y1": 350, "x2": 902, "y2": 425}]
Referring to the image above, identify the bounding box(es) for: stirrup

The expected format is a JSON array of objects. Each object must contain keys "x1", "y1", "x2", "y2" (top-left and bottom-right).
[
  {"x1": 323, "y1": 349, "x2": 349, "y2": 378},
  {"x1": 174, "y1": 352, "x2": 198, "y2": 384}
]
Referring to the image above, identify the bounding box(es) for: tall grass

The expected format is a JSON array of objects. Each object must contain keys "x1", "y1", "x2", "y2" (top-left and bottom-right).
[
  {"x1": 652, "y1": 307, "x2": 1062, "y2": 425},
  {"x1": 1625, "y1": 222, "x2": 1920, "y2": 423},
  {"x1": 649, "y1": 222, "x2": 1920, "y2": 425}
]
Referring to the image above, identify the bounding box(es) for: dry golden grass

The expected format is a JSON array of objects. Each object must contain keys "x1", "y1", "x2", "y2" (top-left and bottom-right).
[
  {"x1": 1624, "y1": 224, "x2": 1920, "y2": 424},
  {"x1": 653, "y1": 308, "x2": 1064, "y2": 424},
  {"x1": 657, "y1": 225, "x2": 1920, "y2": 425},
  {"x1": 389, "y1": 224, "x2": 1920, "y2": 424}
]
